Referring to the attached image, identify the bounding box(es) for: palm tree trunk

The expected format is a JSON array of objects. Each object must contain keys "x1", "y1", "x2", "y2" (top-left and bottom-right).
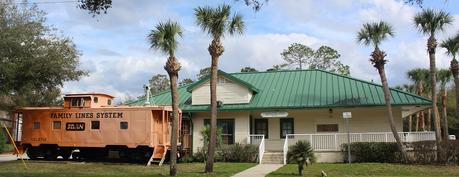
[
  {"x1": 169, "y1": 73, "x2": 179, "y2": 176},
  {"x1": 441, "y1": 89, "x2": 449, "y2": 141},
  {"x1": 419, "y1": 111, "x2": 425, "y2": 131},
  {"x1": 408, "y1": 115, "x2": 412, "y2": 132},
  {"x1": 427, "y1": 35, "x2": 443, "y2": 162},
  {"x1": 377, "y1": 65, "x2": 408, "y2": 162},
  {"x1": 416, "y1": 113, "x2": 419, "y2": 131},
  {"x1": 451, "y1": 58, "x2": 459, "y2": 136},
  {"x1": 205, "y1": 39, "x2": 222, "y2": 173},
  {"x1": 427, "y1": 109, "x2": 431, "y2": 131},
  {"x1": 165, "y1": 56, "x2": 181, "y2": 176}
]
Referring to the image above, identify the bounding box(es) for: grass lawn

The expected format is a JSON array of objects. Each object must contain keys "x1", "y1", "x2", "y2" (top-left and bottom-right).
[
  {"x1": 267, "y1": 163, "x2": 459, "y2": 177},
  {"x1": 0, "y1": 160, "x2": 255, "y2": 177}
]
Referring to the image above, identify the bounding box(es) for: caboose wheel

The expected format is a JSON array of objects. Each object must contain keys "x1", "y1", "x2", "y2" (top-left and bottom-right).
[
  {"x1": 61, "y1": 149, "x2": 72, "y2": 160},
  {"x1": 26, "y1": 147, "x2": 41, "y2": 160},
  {"x1": 44, "y1": 148, "x2": 58, "y2": 160}
]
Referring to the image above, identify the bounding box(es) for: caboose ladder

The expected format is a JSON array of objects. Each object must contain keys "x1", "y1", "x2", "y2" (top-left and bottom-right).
[{"x1": 146, "y1": 145, "x2": 169, "y2": 166}]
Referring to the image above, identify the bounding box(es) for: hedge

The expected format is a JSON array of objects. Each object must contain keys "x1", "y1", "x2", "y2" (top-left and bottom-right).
[{"x1": 341, "y1": 142, "x2": 399, "y2": 163}]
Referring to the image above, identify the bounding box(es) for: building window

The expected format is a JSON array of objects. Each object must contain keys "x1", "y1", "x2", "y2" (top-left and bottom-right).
[
  {"x1": 33, "y1": 122, "x2": 40, "y2": 129},
  {"x1": 53, "y1": 121, "x2": 61, "y2": 129},
  {"x1": 254, "y1": 119, "x2": 268, "y2": 138},
  {"x1": 280, "y1": 118, "x2": 294, "y2": 139},
  {"x1": 120, "y1": 122, "x2": 128, "y2": 129},
  {"x1": 108, "y1": 99, "x2": 112, "y2": 105},
  {"x1": 93, "y1": 97, "x2": 98, "y2": 103},
  {"x1": 317, "y1": 124, "x2": 339, "y2": 132},
  {"x1": 91, "y1": 121, "x2": 100, "y2": 129},
  {"x1": 71, "y1": 98, "x2": 85, "y2": 107},
  {"x1": 204, "y1": 119, "x2": 235, "y2": 145}
]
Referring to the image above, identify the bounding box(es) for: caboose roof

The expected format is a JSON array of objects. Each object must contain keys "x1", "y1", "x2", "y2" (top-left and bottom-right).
[{"x1": 64, "y1": 93, "x2": 115, "y2": 98}]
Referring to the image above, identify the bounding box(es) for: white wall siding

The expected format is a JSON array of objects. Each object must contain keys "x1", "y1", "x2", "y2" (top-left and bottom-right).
[{"x1": 191, "y1": 76, "x2": 252, "y2": 105}]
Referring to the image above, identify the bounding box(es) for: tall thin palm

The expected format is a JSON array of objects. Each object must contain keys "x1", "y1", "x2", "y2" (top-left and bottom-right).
[
  {"x1": 441, "y1": 34, "x2": 459, "y2": 135},
  {"x1": 148, "y1": 20, "x2": 183, "y2": 176},
  {"x1": 194, "y1": 4, "x2": 244, "y2": 173},
  {"x1": 437, "y1": 69, "x2": 452, "y2": 141},
  {"x1": 357, "y1": 21, "x2": 408, "y2": 162},
  {"x1": 407, "y1": 68, "x2": 430, "y2": 131},
  {"x1": 414, "y1": 9, "x2": 453, "y2": 161}
]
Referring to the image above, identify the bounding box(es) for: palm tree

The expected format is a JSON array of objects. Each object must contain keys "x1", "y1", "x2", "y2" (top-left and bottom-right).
[
  {"x1": 407, "y1": 68, "x2": 430, "y2": 131},
  {"x1": 357, "y1": 21, "x2": 408, "y2": 162},
  {"x1": 437, "y1": 69, "x2": 452, "y2": 141},
  {"x1": 287, "y1": 141, "x2": 315, "y2": 176},
  {"x1": 148, "y1": 20, "x2": 183, "y2": 176},
  {"x1": 414, "y1": 9, "x2": 453, "y2": 154},
  {"x1": 194, "y1": 4, "x2": 244, "y2": 173},
  {"x1": 440, "y1": 34, "x2": 459, "y2": 136}
]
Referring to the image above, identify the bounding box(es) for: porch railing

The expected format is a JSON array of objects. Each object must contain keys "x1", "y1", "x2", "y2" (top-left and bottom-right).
[
  {"x1": 248, "y1": 134, "x2": 265, "y2": 164},
  {"x1": 282, "y1": 131, "x2": 435, "y2": 164}
]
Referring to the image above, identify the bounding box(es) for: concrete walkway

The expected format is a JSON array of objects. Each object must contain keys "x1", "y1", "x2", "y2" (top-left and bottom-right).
[
  {"x1": 232, "y1": 164, "x2": 284, "y2": 177},
  {"x1": 0, "y1": 154, "x2": 19, "y2": 162}
]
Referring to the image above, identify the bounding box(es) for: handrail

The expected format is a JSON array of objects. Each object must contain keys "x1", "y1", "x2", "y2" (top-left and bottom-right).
[
  {"x1": 258, "y1": 135, "x2": 265, "y2": 164},
  {"x1": 283, "y1": 134, "x2": 289, "y2": 165},
  {"x1": 248, "y1": 134, "x2": 265, "y2": 164}
]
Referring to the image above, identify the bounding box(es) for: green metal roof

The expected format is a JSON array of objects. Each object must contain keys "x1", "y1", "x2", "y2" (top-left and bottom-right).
[{"x1": 128, "y1": 69, "x2": 431, "y2": 112}]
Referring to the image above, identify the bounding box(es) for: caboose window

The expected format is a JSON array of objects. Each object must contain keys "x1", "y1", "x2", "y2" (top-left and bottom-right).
[
  {"x1": 91, "y1": 121, "x2": 100, "y2": 129},
  {"x1": 33, "y1": 122, "x2": 40, "y2": 129},
  {"x1": 53, "y1": 121, "x2": 61, "y2": 129},
  {"x1": 71, "y1": 97, "x2": 85, "y2": 107},
  {"x1": 93, "y1": 97, "x2": 98, "y2": 103},
  {"x1": 108, "y1": 99, "x2": 112, "y2": 105},
  {"x1": 120, "y1": 122, "x2": 128, "y2": 129}
]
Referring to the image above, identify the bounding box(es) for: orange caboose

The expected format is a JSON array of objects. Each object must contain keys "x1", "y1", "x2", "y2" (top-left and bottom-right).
[{"x1": 11, "y1": 93, "x2": 181, "y2": 162}]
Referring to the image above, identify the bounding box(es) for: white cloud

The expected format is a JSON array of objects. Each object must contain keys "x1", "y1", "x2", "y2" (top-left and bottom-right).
[{"x1": 39, "y1": 0, "x2": 458, "y2": 101}]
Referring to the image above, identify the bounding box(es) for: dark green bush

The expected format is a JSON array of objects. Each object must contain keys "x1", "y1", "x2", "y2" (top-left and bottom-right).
[
  {"x1": 341, "y1": 142, "x2": 399, "y2": 163},
  {"x1": 287, "y1": 141, "x2": 315, "y2": 176},
  {"x1": 192, "y1": 148, "x2": 208, "y2": 162},
  {"x1": 217, "y1": 143, "x2": 257, "y2": 162},
  {"x1": 192, "y1": 143, "x2": 258, "y2": 163},
  {"x1": 444, "y1": 140, "x2": 459, "y2": 165},
  {"x1": 0, "y1": 130, "x2": 6, "y2": 153},
  {"x1": 410, "y1": 141, "x2": 436, "y2": 164}
]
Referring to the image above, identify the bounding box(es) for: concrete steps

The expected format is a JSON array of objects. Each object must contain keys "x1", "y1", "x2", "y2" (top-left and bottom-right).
[{"x1": 261, "y1": 152, "x2": 283, "y2": 164}]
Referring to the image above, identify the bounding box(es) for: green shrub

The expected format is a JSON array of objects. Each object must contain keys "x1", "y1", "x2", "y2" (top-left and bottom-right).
[
  {"x1": 341, "y1": 142, "x2": 399, "y2": 163},
  {"x1": 192, "y1": 148, "x2": 208, "y2": 162},
  {"x1": 0, "y1": 130, "x2": 6, "y2": 153},
  {"x1": 218, "y1": 143, "x2": 257, "y2": 162},
  {"x1": 192, "y1": 143, "x2": 258, "y2": 163},
  {"x1": 287, "y1": 141, "x2": 315, "y2": 176},
  {"x1": 410, "y1": 141, "x2": 436, "y2": 164},
  {"x1": 444, "y1": 140, "x2": 459, "y2": 165}
]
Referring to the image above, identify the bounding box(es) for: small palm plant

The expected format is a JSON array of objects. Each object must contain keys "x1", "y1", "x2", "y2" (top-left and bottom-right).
[{"x1": 287, "y1": 141, "x2": 315, "y2": 176}]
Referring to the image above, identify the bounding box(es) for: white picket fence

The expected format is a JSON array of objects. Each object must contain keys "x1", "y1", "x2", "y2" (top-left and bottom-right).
[{"x1": 281, "y1": 132, "x2": 435, "y2": 164}]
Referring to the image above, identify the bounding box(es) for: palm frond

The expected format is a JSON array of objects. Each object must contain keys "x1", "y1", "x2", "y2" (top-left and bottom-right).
[
  {"x1": 148, "y1": 20, "x2": 183, "y2": 56},
  {"x1": 228, "y1": 13, "x2": 245, "y2": 35},
  {"x1": 414, "y1": 8, "x2": 453, "y2": 35},
  {"x1": 437, "y1": 69, "x2": 452, "y2": 88},
  {"x1": 440, "y1": 34, "x2": 459, "y2": 58},
  {"x1": 356, "y1": 21, "x2": 394, "y2": 48},
  {"x1": 194, "y1": 4, "x2": 244, "y2": 39}
]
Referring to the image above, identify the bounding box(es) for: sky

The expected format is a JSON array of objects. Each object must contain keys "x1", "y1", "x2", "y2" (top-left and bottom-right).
[{"x1": 28, "y1": 0, "x2": 459, "y2": 102}]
